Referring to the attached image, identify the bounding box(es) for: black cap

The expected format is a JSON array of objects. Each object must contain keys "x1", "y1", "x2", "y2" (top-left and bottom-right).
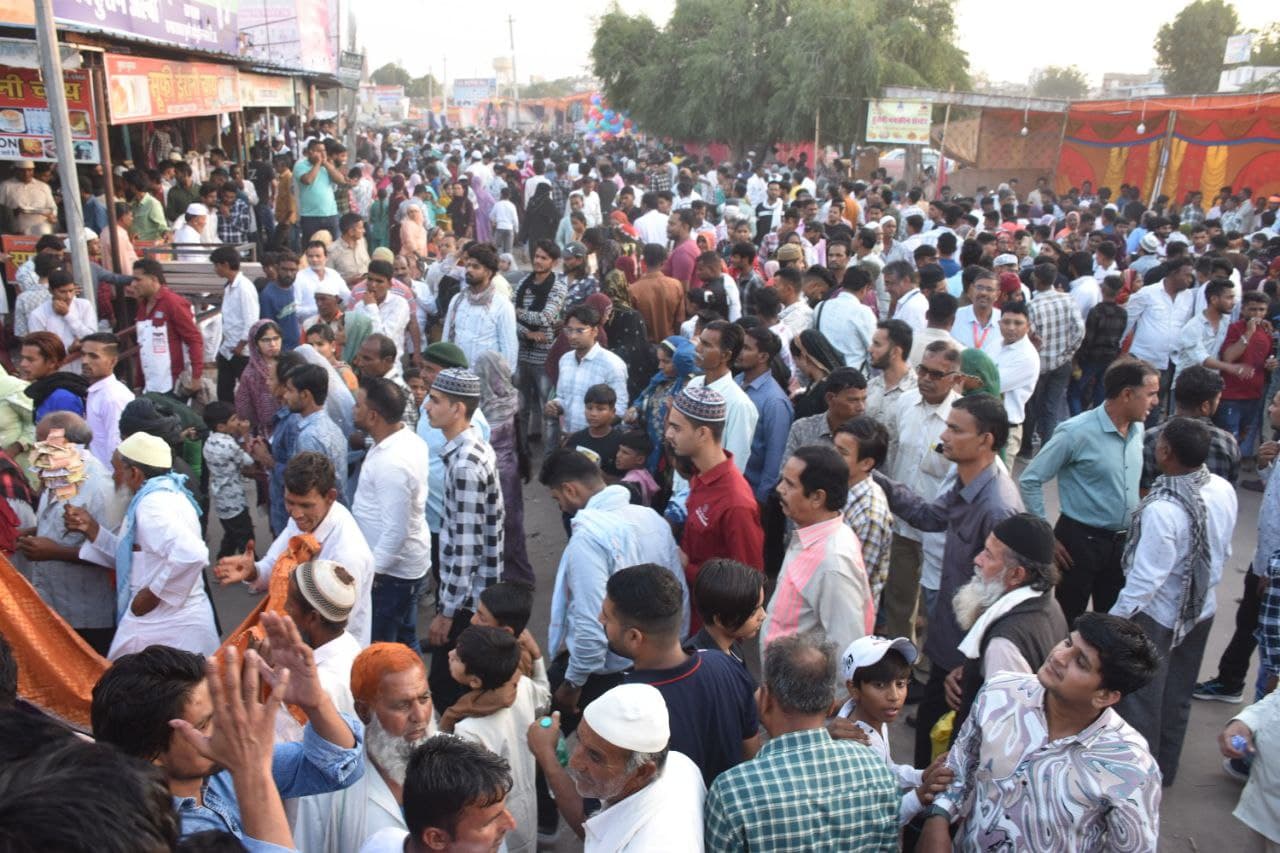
[{"x1": 993, "y1": 513, "x2": 1056, "y2": 567}]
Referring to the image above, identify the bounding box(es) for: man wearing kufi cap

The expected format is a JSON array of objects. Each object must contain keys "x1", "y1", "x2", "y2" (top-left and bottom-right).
[
  {"x1": 424, "y1": 367, "x2": 505, "y2": 712},
  {"x1": 528, "y1": 683, "x2": 706, "y2": 851},
  {"x1": 664, "y1": 383, "x2": 764, "y2": 631},
  {"x1": 947, "y1": 512, "x2": 1067, "y2": 729},
  {"x1": 172, "y1": 202, "x2": 209, "y2": 260},
  {"x1": 284, "y1": 559, "x2": 361, "y2": 716},
  {"x1": 1, "y1": 157, "x2": 56, "y2": 234},
  {"x1": 64, "y1": 431, "x2": 219, "y2": 659}
]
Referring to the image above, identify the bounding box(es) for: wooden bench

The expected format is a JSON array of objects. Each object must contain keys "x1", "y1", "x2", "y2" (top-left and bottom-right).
[{"x1": 160, "y1": 260, "x2": 265, "y2": 310}]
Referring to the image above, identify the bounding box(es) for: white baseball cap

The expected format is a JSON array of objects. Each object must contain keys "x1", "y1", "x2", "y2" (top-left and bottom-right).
[
  {"x1": 314, "y1": 277, "x2": 343, "y2": 298},
  {"x1": 993, "y1": 253, "x2": 1018, "y2": 267},
  {"x1": 839, "y1": 636, "x2": 918, "y2": 682}
]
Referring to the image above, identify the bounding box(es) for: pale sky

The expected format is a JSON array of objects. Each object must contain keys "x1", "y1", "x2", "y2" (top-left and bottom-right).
[{"x1": 358, "y1": 0, "x2": 1277, "y2": 89}]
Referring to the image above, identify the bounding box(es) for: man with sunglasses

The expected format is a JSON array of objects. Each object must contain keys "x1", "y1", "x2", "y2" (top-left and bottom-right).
[{"x1": 879, "y1": 341, "x2": 963, "y2": 688}]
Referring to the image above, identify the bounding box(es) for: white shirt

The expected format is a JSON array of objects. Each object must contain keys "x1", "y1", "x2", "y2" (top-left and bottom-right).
[
  {"x1": 907, "y1": 328, "x2": 961, "y2": 368},
  {"x1": 952, "y1": 305, "x2": 1002, "y2": 355},
  {"x1": 354, "y1": 292, "x2": 412, "y2": 363},
  {"x1": 581, "y1": 190, "x2": 603, "y2": 227},
  {"x1": 1230, "y1": 688, "x2": 1280, "y2": 843},
  {"x1": 313, "y1": 631, "x2": 360, "y2": 715},
  {"x1": 28, "y1": 297, "x2": 97, "y2": 350},
  {"x1": 352, "y1": 426, "x2": 432, "y2": 581},
  {"x1": 814, "y1": 291, "x2": 877, "y2": 370},
  {"x1": 746, "y1": 174, "x2": 769, "y2": 207},
  {"x1": 886, "y1": 388, "x2": 958, "y2": 541},
  {"x1": 777, "y1": 300, "x2": 813, "y2": 337},
  {"x1": 297, "y1": 752, "x2": 406, "y2": 853},
  {"x1": 583, "y1": 750, "x2": 705, "y2": 853},
  {"x1": 455, "y1": 675, "x2": 550, "y2": 853},
  {"x1": 295, "y1": 266, "x2": 351, "y2": 323},
  {"x1": 254, "y1": 501, "x2": 375, "y2": 645},
  {"x1": 443, "y1": 290, "x2": 519, "y2": 374},
  {"x1": 79, "y1": 488, "x2": 219, "y2": 660},
  {"x1": 836, "y1": 699, "x2": 924, "y2": 825},
  {"x1": 556, "y1": 343, "x2": 630, "y2": 435},
  {"x1": 1068, "y1": 275, "x2": 1101, "y2": 320},
  {"x1": 635, "y1": 209, "x2": 670, "y2": 246},
  {"x1": 1124, "y1": 281, "x2": 1189, "y2": 369},
  {"x1": 995, "y1": 336, "x2": 1040, "y2": 425},
  {"x1": 218, "y1": 272, "x2": 260, "y2": 360},
  {"x1": 523, "y1": 174, "x2": 550, "y2": 206},
  {"x1": 86, "y1": 374, "x2": 134, "y2": 468},
  {"x1": 172, "y1": 223, "x2": 206, "y2": 259},
  {"x1": 892, "y1": 288, "x2": 928, "y2": 333},
  {"x1": 1110, "y1": 473, "x2": 1236, "y2": 629},
  {"x1": 490, "y1": 198, "x2": 519, "y2": 231},
  {"x1": 1171, "y1": 311, "x2": 1228, "y2": 377}
]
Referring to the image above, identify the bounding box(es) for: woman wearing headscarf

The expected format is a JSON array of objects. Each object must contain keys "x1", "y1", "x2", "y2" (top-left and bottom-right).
[
  {"x1": 387, "y1": 174, "x2": 408, "y2": 254},
  {"x1": 522, "y1": 183, "x2": 559, "y2": 259},
  {"x1": 959, "y1": 348, "x2": 1001, "y2": 398},
  {"x1": 789, "y1": 328, "x2": 845, "y2": 419},
  {"x1": 626, "y1": 335, "x2": 696, "y2": 473},
  {"x1": 473, "y1": 176, "x2": 495, "y2": 244},
  {"x1": 235, "y1": 320, "x2": 283, "y2": 438},
  {"x1": 446, "y1": 179, "x2": 475, "y2": 239},
  {"x1": 472, "y1": 351, "x2": 535, "y2": 587},
  {"x1": 600, "y1": 270, "x2": 657, "y2": 400}
]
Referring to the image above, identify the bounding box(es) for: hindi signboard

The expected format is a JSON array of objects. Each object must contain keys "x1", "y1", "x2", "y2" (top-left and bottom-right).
[
  {"x1": 237, "y1": 71, "x2": 294, "y2": 108},
  {"x1": 0, "y1": 66, "x2": 99, "y2": 163},
  {"x1": 104, "y1": 54, "x2": 239, "y2": 124},
  {"x1": 452, "y1": 77, "x2": 496, "y2": 106},
  {"x1": 339, "y1": 51, "x2": 363, "y2": 88},
  {"x1": 54, "y1": 0, "x2": 239, "y2": 55},
  {"x1": 866, "y1": 99, "x2": 932, "y2": 146}
]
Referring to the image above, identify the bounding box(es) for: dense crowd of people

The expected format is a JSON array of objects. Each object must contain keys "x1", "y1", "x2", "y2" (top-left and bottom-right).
[{"x1": 1, "y1": 121, "x2": 1280, "y2": 852}]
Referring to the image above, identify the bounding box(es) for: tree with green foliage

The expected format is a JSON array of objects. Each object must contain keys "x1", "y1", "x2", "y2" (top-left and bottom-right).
[
  {"x1": 406, "y1": 74, "x2": 441, "y2": 99},
  {"x1": 590, "y1": 0, "x2": 969, "y2": 151},
  {"x1": 1031, "y1": 66, "x2": 1089, "y2": 99},
  {"x1": 519, "y1": 77, "x2": 585, "y2": 99},
  {"x1": 370, "y1": 63, "x2": 411, "y2": 88},
  {"x1": 1155, "y1": 0, "x2": 1240, "y2": 94}
]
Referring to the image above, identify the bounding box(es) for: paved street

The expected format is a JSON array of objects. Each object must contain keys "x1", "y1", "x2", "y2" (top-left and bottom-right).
[{"x1": 208, "y1": 458, "x2": 1264, "y2": 851}]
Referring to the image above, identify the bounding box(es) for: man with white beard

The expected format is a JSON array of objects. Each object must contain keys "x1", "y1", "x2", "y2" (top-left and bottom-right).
[
  {"x1": 943, "y1": 513, "x2": 1068, "y2": 730},
  {"x1": 294, "y1": 642, "x2": 437, "y2": 853}
]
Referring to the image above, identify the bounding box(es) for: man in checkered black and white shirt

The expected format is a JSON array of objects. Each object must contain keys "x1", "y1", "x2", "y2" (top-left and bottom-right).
[
  {"x1": 1026, "y1": 262, "x2": 1084, "y2": 447},
  {"x1": 423, "y1": 367, "x2": 505, "y2": 714}
]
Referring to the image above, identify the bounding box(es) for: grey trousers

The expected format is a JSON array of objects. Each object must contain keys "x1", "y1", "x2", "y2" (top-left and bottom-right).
[
  {"x1": 1116, "y1": 611, "x2": 1214, "y2": 785},
  {"x1": 517, "y1": 359, "x2": 554, "y2": 443}
]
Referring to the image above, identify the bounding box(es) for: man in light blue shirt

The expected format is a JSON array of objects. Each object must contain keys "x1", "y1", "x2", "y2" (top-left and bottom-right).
[
  {"x1": 736, "y1": 326, "x2": 794, "y2": 504},
  {"x1": 284, "y1": 363, "x2": 348, "y2": 499},
  {"x1": 293, "y1": 139, "x2": 341, "y2": 244},
  {"x1": 813, "y1": 266, "x2": 877, "y2": 374},
  {"x1": 91, "y1": 619, "x2": 365, "y2": 849},
  {"x1": 1019, "y1": 359, "x2": 1159, "y2": 625}
]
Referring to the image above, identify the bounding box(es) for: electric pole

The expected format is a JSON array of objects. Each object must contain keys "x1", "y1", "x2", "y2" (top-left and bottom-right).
[{"x1": 508, "y1": 15, "x2": 519, "y2": 130}]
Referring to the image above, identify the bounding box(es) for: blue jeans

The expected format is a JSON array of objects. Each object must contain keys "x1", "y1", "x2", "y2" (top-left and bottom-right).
[
  {"x1": 1033, "y1": 361, "x2": 1073, "y2": 446},
  {"x1": 370, "y1": 573, "x2": 426, "y2": 652},
  {"x1": 1215, "y1": 397, "x2": 1264, "y2": 457},
  {"x1": 1068, "y1": 361, "x2": 1108, "y2": 416}
]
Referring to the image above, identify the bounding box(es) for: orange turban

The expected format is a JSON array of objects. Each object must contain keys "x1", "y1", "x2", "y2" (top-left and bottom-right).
[{"x1": 350, "y1": 642, "x2": 425, "y2": 705}]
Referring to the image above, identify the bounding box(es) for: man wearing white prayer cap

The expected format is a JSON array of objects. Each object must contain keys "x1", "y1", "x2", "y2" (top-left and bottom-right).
[
  {"x1": 64, "y1": 431, "x2": 219, "y2": 660},
  {"x1": 284, "y1": 558, "x2": 362, "y2": 716},
  {"x1": 172, "y1": 202, "x2": 209, "y2": 259},
  {"x1": 527, "y1": 682, "x2": 706, "y2": 851}
]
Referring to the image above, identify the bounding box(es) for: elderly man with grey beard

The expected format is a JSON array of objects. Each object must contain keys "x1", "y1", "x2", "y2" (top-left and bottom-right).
[
  {"x1": 527, "y1": 683, "x2": 706, "y2": 850},
  {"x1": 295, "y1": 642, "x2": 437, "y2": 853},
  {"x1": 944, "y1": 513, "x2": 1068, "y2": 732}
]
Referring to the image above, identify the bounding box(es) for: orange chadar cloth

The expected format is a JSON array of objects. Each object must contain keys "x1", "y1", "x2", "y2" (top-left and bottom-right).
[
  {"x1": 0, "y1": 553, "x2": 108, "y2": 730},
  {"x1": 219, "y1": 532, "x2": 321, "y2": 723}
]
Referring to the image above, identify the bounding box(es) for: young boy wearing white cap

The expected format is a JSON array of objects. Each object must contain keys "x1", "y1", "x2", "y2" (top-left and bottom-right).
[{"x1": 830, "y1": 635, "x2": 954, "y2": 825}]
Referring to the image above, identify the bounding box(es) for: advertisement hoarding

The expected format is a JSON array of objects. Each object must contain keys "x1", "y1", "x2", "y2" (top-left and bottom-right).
[
  {"x1": 0, "y1": 66, "x2": 98, "y2": 163},
  {"x1": 104, "y1": 53, "x2": 239, "y2": 124},
  {"x1": 866, "y1": 99, "x2": 932, "y2": 145}
]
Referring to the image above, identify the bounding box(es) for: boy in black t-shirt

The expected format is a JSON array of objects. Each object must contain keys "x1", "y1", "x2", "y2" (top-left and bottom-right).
[{"x1": 564, "y1": 383, "x2": 623, "y2": 478}]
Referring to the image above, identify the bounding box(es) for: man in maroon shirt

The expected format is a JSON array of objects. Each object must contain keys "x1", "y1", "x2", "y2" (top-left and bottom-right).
[
  {"x1": 664, "y1": 385, "x2": 764, "y2": 632},
  {"x1": 661, "y1": 208, "x2": 701, "y2": 289},
  {"x1": 1216, "y1": 290, "x2": 1278, "y2": 459},
  {"x1": 130, "y1": 257, "x2": 204, "y2": 395}
]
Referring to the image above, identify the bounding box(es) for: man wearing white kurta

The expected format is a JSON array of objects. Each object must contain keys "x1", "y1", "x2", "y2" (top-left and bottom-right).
[{"x1": 68, "y1": 432, "x2": 218, "y2": 660}]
